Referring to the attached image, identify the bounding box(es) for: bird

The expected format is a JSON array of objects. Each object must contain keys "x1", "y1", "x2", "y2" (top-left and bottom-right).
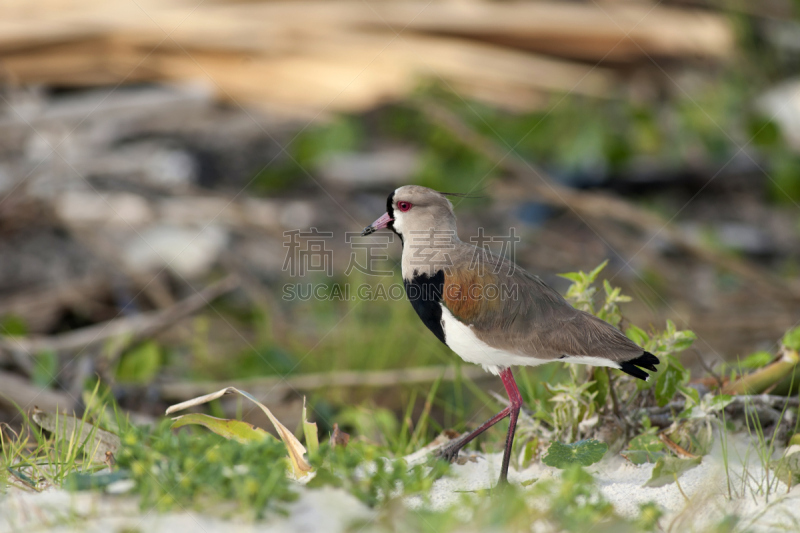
[{"x1": 361, "y1": 185, "x2": 659, "y2": 484}]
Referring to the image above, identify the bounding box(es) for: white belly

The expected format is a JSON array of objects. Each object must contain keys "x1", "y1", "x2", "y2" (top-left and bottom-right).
[
  {"x1": 439, "y1": 306, "x2": 549, "y2": 375},
  {"x1": 439, "y1": 306, "x2": 624, "y2": 375}
]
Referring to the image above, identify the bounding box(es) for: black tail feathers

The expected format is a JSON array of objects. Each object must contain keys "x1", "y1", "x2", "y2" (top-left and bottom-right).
[{"x1": 618, "y1": 351, "x2": 659, "y2": 381}]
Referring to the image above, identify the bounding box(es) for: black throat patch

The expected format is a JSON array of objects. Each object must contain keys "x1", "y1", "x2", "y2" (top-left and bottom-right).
[
  {"x1": 385, "y1": 191, "x2": 401, "y2": 242},
  {"x1": 404, "y1": 270, "x2": 446, "y2": 345}
]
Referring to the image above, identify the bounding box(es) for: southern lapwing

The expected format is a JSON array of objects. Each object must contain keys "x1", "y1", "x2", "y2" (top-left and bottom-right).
[{"x1": 361, "y1": 185, "x2": 659, "y2": 483}]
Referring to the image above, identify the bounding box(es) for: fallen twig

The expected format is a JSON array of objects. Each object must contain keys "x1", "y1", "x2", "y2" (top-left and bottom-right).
[
  {"x1": 638, "y1": 394, "x2": 800, "y2": 428},
  {"x1": 640, "y1": 395, "x2": 800, "y2": 416},
  {"x1": 659, "y1": 432, "x2": 700, "y2": 459}
]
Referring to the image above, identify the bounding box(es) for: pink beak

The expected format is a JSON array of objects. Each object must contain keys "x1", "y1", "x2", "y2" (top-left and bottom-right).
[{"x1": 361, "y1": 212, "x2": 393, "y2": 236}]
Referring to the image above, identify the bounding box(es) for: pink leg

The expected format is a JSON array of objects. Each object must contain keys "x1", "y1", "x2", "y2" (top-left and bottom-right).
[
  {"x1": 498, "y1": 368, "x2": 523, "y2": 482},
  {"x1": 438, "y1": 368, "x2": 523, "y2": 483}
]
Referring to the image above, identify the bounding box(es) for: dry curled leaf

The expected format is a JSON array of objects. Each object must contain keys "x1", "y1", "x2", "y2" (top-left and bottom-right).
[{"x1": 166, "y1": 387, "x2": 312, "y2": 479}]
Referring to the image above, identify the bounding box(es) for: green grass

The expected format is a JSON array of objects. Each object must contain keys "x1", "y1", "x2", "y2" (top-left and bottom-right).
[{"x1": 1, "y1": 385, "x2": 111, "y2": 492}]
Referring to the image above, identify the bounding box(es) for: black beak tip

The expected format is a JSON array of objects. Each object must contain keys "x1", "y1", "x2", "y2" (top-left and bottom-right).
[{"x1": 361, "y1": 226, "x2": 375, "y2": 236}]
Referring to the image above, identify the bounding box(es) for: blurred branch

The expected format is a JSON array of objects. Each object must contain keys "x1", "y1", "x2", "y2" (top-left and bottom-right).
[
  {"x1": 640, "y1": 394, "x2": 800, "y2": 429},
  {"x1": 157, "y1": 365, "x2": 490, "y2": 402},
  {"x1": 0, "y1": 275, "x2": 239, "y2": 359},
  {"x1": 416, "y1": 99, "x2": 800, "y2": 302},
  {"x1": 721, "y1": 347, "x2": 800, "y2": 395},
  {"x1": 0, "y1": 370, "x2": 74, "y2": 413}
]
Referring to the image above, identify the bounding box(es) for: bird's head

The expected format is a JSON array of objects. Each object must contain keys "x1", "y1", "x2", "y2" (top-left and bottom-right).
[{"x1": 361, "y1": 185, "x2": 458, "y2": 240}]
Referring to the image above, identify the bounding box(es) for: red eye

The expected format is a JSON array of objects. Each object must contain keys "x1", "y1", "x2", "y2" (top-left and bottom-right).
[{"x1": 397, "y1": 201, "x2": 412, "y2": 212}]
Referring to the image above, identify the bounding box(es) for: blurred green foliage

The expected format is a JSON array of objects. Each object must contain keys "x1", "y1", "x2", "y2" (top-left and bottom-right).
[
  {"x1": 179, "y1": 273, "x2": 454, "y2": 382},
  {"x1": 116, "y1": 341, "x2": 162, "y2": 384},
  {"x1": 31, "y1": 350, "x2": 57, "y2": 388},
  {"x1": 0, "y1": 314, "x2": 28, "y2": 337}
]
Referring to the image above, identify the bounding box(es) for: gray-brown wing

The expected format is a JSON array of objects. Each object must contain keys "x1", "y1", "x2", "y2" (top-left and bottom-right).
[{"x1": 444, "y1": 242, "x2": 643, "y2": 363}]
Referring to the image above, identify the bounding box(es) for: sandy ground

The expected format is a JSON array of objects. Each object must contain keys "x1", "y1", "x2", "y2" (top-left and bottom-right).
[{"x1": 2, "y1": 434, "x2": 799, "y2": 532}]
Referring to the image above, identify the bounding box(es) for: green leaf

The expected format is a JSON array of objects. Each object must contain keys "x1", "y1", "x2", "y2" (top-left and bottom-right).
[
  {"x1": 626, "y1": 325, "x2": 649, "y2": 347},
  {"x1": 782, "y1": 326, "x2": 800, "y2": 351},
  {"x1": 643, "y1": 456, "x2": 701, "y2": 488},
  {"x1": 628, "y1": 433, "x2": 664, "y2": 453},
  {"x1": 707, "y1": 394, "x2": 733, "y2": 412},
  {"x1": 654, "y1": 362, "x2": 686, "y2": 407},
  {"x1": 671, "y1": 331, "x2": 696, "y2": 352},
  {"x1": 738, "y1": 351, "x2": 773, "y2": 370},
  {"x1": 302, "y1": 398, "x2": 319, "y2": 455},
  {"x1": 557, "y1": 272, "x2": 584, "y2": 283},
  {"x1": 680, "y1": 385, "x2": 700, "y2": 406},
  {"x1": 32, "y1": 350, "x2": 58, "y2": 388},
  {"x1": 621, "y1": 450, "x2": 665, "y2": 465},
  {"x1": 588, "y1": 260, "x2": 608, "y2": 281},
  {"x1": 171, "y1": 413, "x2": 276, "y2": 444},
  {"x1": 166, "y1": 386, "x2": 313, "y2": 479},
  {"x1": 116, "y1": 341, "x2": 161, "y2": 384},
  {"x1": 63, "y1": 470, "x2": 130, "y2": 492},
  {"x1": 602, "y1": 279, "x2": 616, "y2": 299},
  {"x1": 542, "y1": 439, "x2": 608, "y2": 469}
]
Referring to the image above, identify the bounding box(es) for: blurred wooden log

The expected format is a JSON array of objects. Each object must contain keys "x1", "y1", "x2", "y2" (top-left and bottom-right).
[
  {"x1": 170, "y1": 1, "x2": 733, "y2": 62},
  {"x1": 350, "y1": 1, "x2": 734, "y2": 61},
  {"x1": 0, "y1": 39, "x2": 158, "y2": 86},
  {"x1": 0, "y1": 1, "x2": 732, "y2": 117},
  {"x1": 153, "y1": 32, "x2": 614, "y2": 115}
]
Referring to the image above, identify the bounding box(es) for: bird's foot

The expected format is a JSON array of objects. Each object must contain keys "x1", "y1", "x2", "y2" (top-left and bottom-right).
[{"x1": 435, "y1": 441, "x2": 464, "y2": 463}]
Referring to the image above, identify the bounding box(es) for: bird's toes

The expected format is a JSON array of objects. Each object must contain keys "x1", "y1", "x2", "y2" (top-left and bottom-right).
[{"x1": 435, "y1": 444, "x2": 461, "y2": 463}]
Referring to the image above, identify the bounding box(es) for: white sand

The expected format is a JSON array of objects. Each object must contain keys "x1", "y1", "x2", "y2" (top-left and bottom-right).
[
  {"x1": 2, "y1": 433, "x2": 799, "y2": 532},
  {"x1": 409, "y1": 432, "x2": 800, "y2": 532},
  {"x1": 0, "y1": 486, "x2": 373, "y2": 533}
]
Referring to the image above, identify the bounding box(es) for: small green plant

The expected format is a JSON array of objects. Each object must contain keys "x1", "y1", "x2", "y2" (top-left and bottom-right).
[
  {"x1": 307, "y1": 441, "x2": 447, "y2": 507},
  {"x1": 542, "y1": 439, "x2": 608, "y2": 469},
  {"x1": 115, "y1": 421, "x2": 297, "y2": 517},
  {"x1": 529, "y1": 262, "x2": 697, "y2": 451},
  {"x1": 560, "y1": 261, "x2": 632, "y2": 327}
]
